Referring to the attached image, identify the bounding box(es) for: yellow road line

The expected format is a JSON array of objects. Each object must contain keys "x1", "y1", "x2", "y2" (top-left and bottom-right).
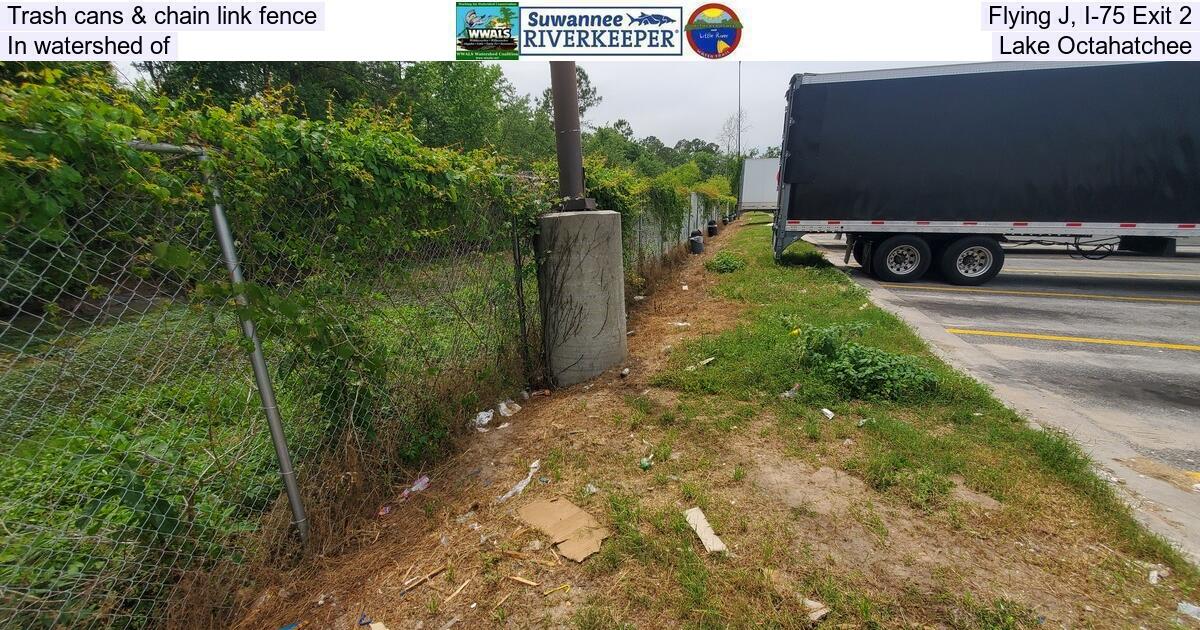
[
  {"x1": 1005, "y1": 268, "x2": 1200, "y2": 279},
  {"x1": 945, "y1": 328, "x2": 1200, "y2": 352},
  {"x1": 880, "y1": 283, "x2": 1200, "y2": 305}
]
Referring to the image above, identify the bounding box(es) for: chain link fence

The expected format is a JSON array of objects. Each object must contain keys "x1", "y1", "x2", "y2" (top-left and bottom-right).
[
  {"x1": 0, "y1": 142, "x2": 546, "y2": 628},
  {"x1": 624, "y1": 191, "x2": 729, "y2": 294}
]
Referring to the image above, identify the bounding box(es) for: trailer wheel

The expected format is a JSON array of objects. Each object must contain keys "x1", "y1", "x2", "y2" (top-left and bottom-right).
[
  {"x1": 939, "y1": 236, "x2": 1004, "y2": 285},
  {"x1": 871, "y1": 235, "x2": 931, "y2": 282}
]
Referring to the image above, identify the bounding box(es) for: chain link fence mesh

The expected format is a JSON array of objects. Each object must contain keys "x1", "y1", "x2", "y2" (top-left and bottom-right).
[
  {"x1": 1, "y1": 140, "x2": 703, "y2": 628},
  {"x1": 0, "y1": 144, "x2": 551, "y2": 628}
]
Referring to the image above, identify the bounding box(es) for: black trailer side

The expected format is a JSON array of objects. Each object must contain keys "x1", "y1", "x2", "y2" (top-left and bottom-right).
[{"x1": 774, "y1": 62, "x2": 1200, "y2": 284}]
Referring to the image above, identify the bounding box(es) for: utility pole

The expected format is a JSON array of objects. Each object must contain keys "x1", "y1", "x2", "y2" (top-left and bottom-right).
[
  {"x1": 549, "y1": 61, "x2": 596, "y2": 210},
  {"x1": 537, "y1": 61, "x2": 625, "y2": 388},
  {"x1": 737, "y1": 61, "x2": 742, "y2": 159}
]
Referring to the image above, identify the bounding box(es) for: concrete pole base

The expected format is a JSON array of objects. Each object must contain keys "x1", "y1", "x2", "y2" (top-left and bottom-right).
[{"x1": 537, "y1": 210, "x2": 628, "y2": 387}]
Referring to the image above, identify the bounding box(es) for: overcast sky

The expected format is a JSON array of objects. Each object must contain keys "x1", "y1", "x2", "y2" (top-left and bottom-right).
[
  {"x1": 117, "y1": 61, "x2": 932, "y2": 153},
  {"x1": 501, "y1": 61, "x2": 930, "y2": 153}
]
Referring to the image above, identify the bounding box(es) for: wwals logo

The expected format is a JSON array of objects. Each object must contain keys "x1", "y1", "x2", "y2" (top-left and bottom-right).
[{"x1": 456, "y1": 2, "x2": 519, "y2": 60}]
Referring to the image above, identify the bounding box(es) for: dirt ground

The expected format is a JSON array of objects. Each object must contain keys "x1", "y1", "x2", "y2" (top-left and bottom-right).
[{"x1": 232, "y1": 219, "x2": 1197, "y2": 629}]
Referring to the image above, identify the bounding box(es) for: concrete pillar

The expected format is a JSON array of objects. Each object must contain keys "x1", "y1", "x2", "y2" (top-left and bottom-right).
[{"x1": 537, "y1": 210, "x2": 627, "y2": 386}]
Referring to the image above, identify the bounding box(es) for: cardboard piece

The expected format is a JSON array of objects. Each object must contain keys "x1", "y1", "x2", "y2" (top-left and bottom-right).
[
  {"x1": 683, "y1": 507, "x2": 727, "y2": 553},
  {"x1": 517, "y1": 497, "x2": 610, "y2": 562}
]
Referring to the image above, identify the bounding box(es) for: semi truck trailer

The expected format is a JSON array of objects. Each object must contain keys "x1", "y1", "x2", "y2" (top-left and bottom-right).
[
  {"x1": 738, "y1": 157, "x2": 780, "y2": 214},
  {"x1": 772, "y1": 62, "x2": 1200, "y2": 285}
]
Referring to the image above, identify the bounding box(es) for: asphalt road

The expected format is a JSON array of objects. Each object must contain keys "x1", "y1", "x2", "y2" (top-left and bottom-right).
[{"x1": 807, "y1": 235, "x2": 1200, "y2": 558}]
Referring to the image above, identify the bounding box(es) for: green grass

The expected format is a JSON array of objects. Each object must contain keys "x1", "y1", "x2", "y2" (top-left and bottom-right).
[
  {"x1": 656, "y1": 214, "x2": 1195, "y2": 580},
  {"x1": 0, "y1": 253, "x2": 536, "y2": 626}
]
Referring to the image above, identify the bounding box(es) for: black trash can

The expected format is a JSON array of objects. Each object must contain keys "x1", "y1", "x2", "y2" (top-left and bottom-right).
[
  {"x1": 707, "y1": 220, "x2": 719, "y2": 237},
  {"x1": 688, "y1": 231, "x2": 704, "y2": 254}
]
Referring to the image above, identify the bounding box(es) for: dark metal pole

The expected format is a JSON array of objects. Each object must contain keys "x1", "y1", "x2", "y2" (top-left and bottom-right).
[{"x1": 549, "y1": 61, "x2": 596, "y2": 211}]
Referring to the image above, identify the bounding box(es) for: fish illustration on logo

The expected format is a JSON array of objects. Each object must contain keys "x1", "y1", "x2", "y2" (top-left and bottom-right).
[{"x1": 627, "y1": 12, "x2": 677, "y2": 26}]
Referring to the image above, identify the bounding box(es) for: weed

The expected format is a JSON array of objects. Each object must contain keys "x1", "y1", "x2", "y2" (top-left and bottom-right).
[
  {"x1": 798, "y1": 324, "x2": 938, "y2": 401},
  {"x1": 704, "y1": 251, "x2": 747, "y2": 273},
  {"x1": 732, "y1": 465, "x2": 746, "y2": 482}
]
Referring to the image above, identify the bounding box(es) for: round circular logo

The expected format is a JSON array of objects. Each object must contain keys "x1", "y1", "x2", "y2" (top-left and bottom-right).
[{"x1": 685, "y1": 3, "x2": 742, "y2": 59}]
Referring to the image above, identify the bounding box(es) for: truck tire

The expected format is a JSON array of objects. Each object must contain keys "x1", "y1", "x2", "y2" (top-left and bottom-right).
[
  {"x1": 871, "y1": 235, "x2": 931, "y2": 282},
  {"x1": 851, "y1": 239, "x2": 867, "y2": 267},
  {"x1": 939, "y1": 236, "x2": 1004, "y2": 285}
]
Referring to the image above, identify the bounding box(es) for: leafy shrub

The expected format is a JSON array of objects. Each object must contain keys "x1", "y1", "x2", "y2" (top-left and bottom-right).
[
  {"x1": 704, "y1": 251, "x2": 745, "y2": 274},
  {"x1": 798, "y1": 324, "x2": 938, "y2": 401}
]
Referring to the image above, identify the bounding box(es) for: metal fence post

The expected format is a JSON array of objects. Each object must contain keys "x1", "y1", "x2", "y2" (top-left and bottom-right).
[
  {"x1": 511, "y1": 209, "x2": 534, "y2": 388},
  {"x1": 199, "y1": 153, "x2": 310, "y2": 546}
]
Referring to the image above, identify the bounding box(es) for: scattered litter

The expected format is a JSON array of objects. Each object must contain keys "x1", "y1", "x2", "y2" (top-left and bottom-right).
[
  {"x1": 520, "y1": 390, "x2": 531, "y2": 401},
  {"x1": 1149, "y1": 569, "x2": 1160, "y2": 585},
  {"x1": 498, "y1": 400, "x2": 522, "y2": 417},
  {"x1": 316, "y1": 593, "x2": 331, "y2": 606},
  {"x1": 468, "y1": 523, "x2": 480, "y2": 531},
  {"x1": 532, "y1": 389, "x2": 551, "y2": 397},
  {"x1": 543, "y1": 583, "x2": 571, "y2": 596},
  {"x1": 779, "y1": 384, "x2": 801, "y2": 400},
  {"x1": 526, "y1": 539, "x2": 544, "y2": 552},
  {"x1": 473, "y1": 409, "x2": 495, "y2": 428},
  {"x1": 400, "y1": 475, "x2": 430, "y2": 502},
  {"x1": 682, "y1": 284, "x2": 689, "y2": 291},
  {"x1": 506, "y1": 573, "x2": 540, "y2": 585},
  {"x1": 973, "y1": 412, "x2": 983, "y2": 417},
  {"x1": 497, "y1": 460, "x2": 540, "y2": 503},
  {"x1": 633, "y1": 295, "x2": 645, "y2": 301},
  {"x1": 620, "y1": 367, "x2": 630, "y2": 378},
  {"x1": 842, "y1": 438, "x2": 854, "y2": 446},
  {"x1": 672, "y1": 321, "x2": 692, "y2": 327},
  {"x1": 804, "y1": 599, "x2": 831, "y2": 623},
  {"x1": 280, "y1": 624, "x2": 300, "y2": 630},
  {"x1": 539, "y1": 476, "x2": 550, "y2": 484},
  {"x1": 1178, "y1": 601, "x2": 1200, "y2": 620},
  {"x1": 356, "y1": 613, "x2": 374, "y2": 627},
  {"x1": 583, "y1": 483, "x2": 599, "y2": 496},
  {"x1": 376, "y1": 505, "x2": 392, "y2": 517},
  {"x1": 517, "y1": 497, "x2": 611, "y2": 562},
  {"x1": 684, "y1": 507, "x2": 727, "y2": 553},
  {"x1": 858, "y1": 302, "x2": 868, "y2": 310},
  {"x1": 698, "y1": 356, "x2": 716, "y2": 366},
  {"x1": 639, "y1": 455, "x2": 654, "y2": 471},
  {"x1": 1193, "y1": 483, "x2": 1200, "y2": 493},
  {"x1": 857, "y1": 418, "x2": 869, "y2": 427},
  {"x1": 477, "y1": 427, "x2": 490, "y2": 433},
  {"x1": 440, "y1": 617, "x2": 460, "y2": 630},
  {"x1": 685, "y1": 365, "x2": 697, "y2": 372},
  {"x1": 669, "y1": 451, "x2": 681, "y2": 461},
  {"x1": 820, "y1": 408, "x2": 835, "y2": 420},
  {"x1": 627, "y1": 329, "x2": 635, "y2": 336},
  {"x1": 789, "y1": 328, "x2": 800, "y2": 336}
]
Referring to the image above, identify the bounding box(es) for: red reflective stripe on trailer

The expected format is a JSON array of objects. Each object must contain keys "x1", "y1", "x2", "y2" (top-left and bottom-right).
[
  {"x1": 1012, "y1": 221, "x2": 1029, "y2": 226},
  {"x1": 962, "y1": 221, "x2": 978, "y2": 226},
  {"x1": 1066, "y1": 222, "x2": 1083, "y2": 227},
  {"x1": 1120, "y1": 223, "x2": 1137, "y2": 228},
  {"x1": 827, "y1": 220, "x2": 841, "y2": 225},
  {"x1": 916, "y1": 221, "x2": 930, "y2": 225},
  {"x1": 1181, "y1": 224, "x2": 1197, "y2": 228},
  {"x1": 870, "y1": 220, "x2": 885, "y2": 225},
  {"x1": 786, "y1": 220, "x2": 800, "y2": 224}
]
